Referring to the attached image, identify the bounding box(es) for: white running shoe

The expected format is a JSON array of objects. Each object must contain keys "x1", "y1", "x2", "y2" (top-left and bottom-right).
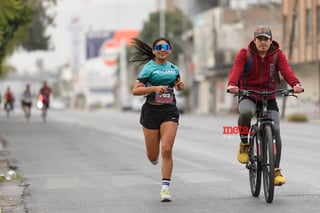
[{"x1": 160, "y1": 189, "x2": 172, "y2": 202}]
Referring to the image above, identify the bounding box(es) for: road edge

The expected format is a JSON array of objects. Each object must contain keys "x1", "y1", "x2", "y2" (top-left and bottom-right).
[{"x1": 0, "y1": 137, "x2": 28, "y2": 213}]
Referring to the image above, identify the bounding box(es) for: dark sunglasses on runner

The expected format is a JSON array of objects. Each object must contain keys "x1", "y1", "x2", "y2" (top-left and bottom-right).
[{"x1": 154, "y1": 44, "x2": 171, "y2": 51}]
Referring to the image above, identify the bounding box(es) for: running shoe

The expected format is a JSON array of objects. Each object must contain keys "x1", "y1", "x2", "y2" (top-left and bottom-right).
[{"x1": 160, "y1": 189, "x2": 172, "y2": 202}]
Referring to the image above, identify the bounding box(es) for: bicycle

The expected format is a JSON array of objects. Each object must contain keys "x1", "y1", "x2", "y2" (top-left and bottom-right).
[
  {"x1": 4, "y1": 101, "x2": 14, "y2": 118},
  {"x1": 228, "y1": 88, "x2": 302, "y2": 203}
]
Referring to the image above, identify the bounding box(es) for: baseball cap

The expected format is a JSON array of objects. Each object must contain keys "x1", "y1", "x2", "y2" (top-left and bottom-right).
[{"x1": 254, "y1": 26, "x2": 272, "y2": 39}]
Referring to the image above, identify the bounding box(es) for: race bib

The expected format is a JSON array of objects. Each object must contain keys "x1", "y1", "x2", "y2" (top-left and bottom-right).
[{"x1": 155, "y1": 88, "x2": 174, "y2": 104}]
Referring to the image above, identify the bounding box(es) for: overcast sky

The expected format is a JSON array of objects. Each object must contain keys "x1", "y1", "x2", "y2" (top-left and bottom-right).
[{"x1": 9, "y1": 0, "x2": 157, "y2": 73}]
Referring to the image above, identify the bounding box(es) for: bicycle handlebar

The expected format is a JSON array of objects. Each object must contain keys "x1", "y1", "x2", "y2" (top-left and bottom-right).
[{"x1": 226, "y1": 88, "x2": 304, "y2": 98}]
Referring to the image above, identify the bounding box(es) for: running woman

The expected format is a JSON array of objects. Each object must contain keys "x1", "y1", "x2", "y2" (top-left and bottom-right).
[
  {"x1": 21, "y1": 84, "x2": 33, "y2": 120},
  {"x1": 130, "y1": 37, "x2": 185, "y2": 202}
]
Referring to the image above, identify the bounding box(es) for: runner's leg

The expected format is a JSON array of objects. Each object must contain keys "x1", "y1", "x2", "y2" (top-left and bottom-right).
[
  {"x1": 143, "y1": 128, "x2": 160, "y2": 164},
  {"x1": 159, "y1": 121, "x2": 178, "y2": 180}
]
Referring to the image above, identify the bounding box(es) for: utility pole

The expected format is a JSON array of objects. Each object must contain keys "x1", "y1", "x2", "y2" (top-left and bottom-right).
[
  {"x1": 70, "y1": 17, "x2": 81, "y2": 109},
  {"x1": 119, "y1": 39, "x2": 130, "y2": 110},
  {"x1": 71, "y1": 17, "x2": 81, "y2": 77},
  {"x1": 159, "y1": 0, "x2": 166, "y2": 37}
]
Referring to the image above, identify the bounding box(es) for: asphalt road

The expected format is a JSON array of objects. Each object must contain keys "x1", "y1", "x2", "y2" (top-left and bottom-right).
[{"x1": 0, "y1": 108, "x2": 319, "y2": 213}]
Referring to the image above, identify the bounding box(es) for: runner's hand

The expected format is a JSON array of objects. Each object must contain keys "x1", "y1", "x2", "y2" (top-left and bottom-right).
[
  {"x1": 154, "y1": 86, "x2": 168, "y2": 94},
  {"x1": 175, "y1": 78, "x2": 185, "y2": 91}
]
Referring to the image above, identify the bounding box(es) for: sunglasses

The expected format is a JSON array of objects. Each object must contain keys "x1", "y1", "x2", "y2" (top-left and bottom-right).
[{"x1": 154, "y1": 44, "x2": 171, "y2": 51}]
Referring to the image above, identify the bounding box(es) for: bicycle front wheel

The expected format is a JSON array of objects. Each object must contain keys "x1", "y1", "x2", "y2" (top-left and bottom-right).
[
  {"x1": 262, "y1": 124, "x2": 275, "y2": 203},
  {"x1": 5, "y1": 104, "x2": 10, "y2": 118},
  {"x1": 248, "y1": 125, "x2": 261, "y2": 197}
]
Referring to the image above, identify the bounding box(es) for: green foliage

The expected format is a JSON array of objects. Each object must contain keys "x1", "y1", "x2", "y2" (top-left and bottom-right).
[
  {"x1": 287, "y1": 113, "x2": 308, "y2": 122},
  {"x1": 0, "y1": 0, "x2": 33, "y2": 75},
  {"x1": 138, "y1": 8, "x2": 193, "y2": 64},
  {"x1": 0, "y1": 0, "x2": 56, "y2": 76},
  {"x1": 21, "y1": 0, "x2": 56, "y2": 50},
  {"x1": 0, "y1": 0, "x2": 32, "y2": 50}
]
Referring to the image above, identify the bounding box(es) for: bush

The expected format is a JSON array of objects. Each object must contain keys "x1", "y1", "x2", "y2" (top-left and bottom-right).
[{"x1": 287, "y1": 113, "x2": 308, "y2": 122}]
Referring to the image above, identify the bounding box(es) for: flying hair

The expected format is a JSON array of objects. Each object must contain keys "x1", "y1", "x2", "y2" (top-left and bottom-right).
[
  {"x1": 129, "y1": 37, "x2": 172, "y2": 67},
  {"x1": 129, "y1": 38, "x2": 154, "y2": 66}
]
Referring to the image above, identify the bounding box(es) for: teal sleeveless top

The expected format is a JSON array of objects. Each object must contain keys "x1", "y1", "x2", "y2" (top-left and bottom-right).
[{"x1": 137, "y1": 60, "x2": 180, "y2": 104}]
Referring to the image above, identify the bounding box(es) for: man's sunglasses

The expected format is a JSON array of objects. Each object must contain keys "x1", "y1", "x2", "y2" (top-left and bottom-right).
[{"x1": 154, "y1": 44, "x2": 171, "y2": 51}]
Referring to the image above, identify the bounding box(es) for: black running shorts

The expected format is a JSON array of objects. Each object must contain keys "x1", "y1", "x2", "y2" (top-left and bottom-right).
[{"x1": 140, "y1": 102, "x2": 179, "y2": 130}]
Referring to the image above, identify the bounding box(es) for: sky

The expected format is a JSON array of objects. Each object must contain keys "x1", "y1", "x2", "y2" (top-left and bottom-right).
[{"x1": 8, "y1": 0, "x2": 157, "y2": 73}]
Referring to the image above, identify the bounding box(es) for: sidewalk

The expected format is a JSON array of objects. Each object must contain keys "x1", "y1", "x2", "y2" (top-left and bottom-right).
[{"x1": 0, "y1": 138, "x2": 27, "y2": 213}]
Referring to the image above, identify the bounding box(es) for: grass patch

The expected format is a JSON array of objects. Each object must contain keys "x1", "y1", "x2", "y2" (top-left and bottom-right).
[
  {"x1": 0, "y1": 171, "x2": 22, "y2": 183},
  {"x1": 287, "y1": 113, "x2": 308, "y2": 122}
]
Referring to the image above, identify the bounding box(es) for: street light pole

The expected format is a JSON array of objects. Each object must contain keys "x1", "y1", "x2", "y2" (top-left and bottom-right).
[{"x1": 119, "y1": 39, "x2": 130, "y2": 110}]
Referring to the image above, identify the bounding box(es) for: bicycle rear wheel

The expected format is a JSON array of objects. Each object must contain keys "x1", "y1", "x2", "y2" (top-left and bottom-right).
[
  {"x1": 248, "y1": 125, "x2": 261, "y2": 197},
  {"x1": 262, "y1": 124, "x2": 275, "y2": 203}
]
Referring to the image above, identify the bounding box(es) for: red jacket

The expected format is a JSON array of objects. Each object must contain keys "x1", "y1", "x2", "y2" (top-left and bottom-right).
[
  {"x1": 40, "y1": 86, "x2": 52, "y2": 103},
  {"x1": 5, "y1": 91, "x2": 14, "y2": 102},
  {"x1": 228, "y1": 40, "x2": 300, "y2": 99}
]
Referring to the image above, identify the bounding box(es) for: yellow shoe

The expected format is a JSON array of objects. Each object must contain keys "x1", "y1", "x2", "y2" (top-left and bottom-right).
[
  {"x1": 237, "y1": 142, "x2": 249, "y2": 164},
  {"x1": 274, "y1": 168, "x2": 286, "y2": 185}
]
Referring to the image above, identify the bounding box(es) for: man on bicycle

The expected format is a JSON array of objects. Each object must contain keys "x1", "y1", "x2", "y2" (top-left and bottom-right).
[{"x1": 228, "y1": 26, "x2": 303, "y2": 185}]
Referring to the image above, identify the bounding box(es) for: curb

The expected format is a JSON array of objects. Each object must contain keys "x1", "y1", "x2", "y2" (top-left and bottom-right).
[{"x1": 0, "y1": 138, "x2": 28, "y2": 213}]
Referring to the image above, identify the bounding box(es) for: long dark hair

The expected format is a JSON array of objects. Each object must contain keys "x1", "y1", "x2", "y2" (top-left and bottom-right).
[{"x1": 129, "y1": 37, "x2": 172, "y2": 66}]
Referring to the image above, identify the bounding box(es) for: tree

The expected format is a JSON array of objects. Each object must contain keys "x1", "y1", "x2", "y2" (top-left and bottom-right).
[
  {"x1": 0, "y1": 0, "x2": 32, "y2": 75},
  {"x1": 21, "y1": 0, "x2": 56, "y2": 50},
  {"x1": 137, "y1": 8, "x2": 193, "y2": 64},
  {"x1": 0, "y1": 0, "x2": 56, "y2": 76}
]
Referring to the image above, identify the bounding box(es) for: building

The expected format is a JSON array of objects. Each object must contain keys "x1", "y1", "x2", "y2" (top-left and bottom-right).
[
  {"x1": 184, "y1": 2, "x2": 283, "y2": 114},
  {"x1": 281, "y1": 0, "x2": 320, "y2": 116},
  {"x1": 157, "y1": 0, "x2": 318, "y2": 116}
]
